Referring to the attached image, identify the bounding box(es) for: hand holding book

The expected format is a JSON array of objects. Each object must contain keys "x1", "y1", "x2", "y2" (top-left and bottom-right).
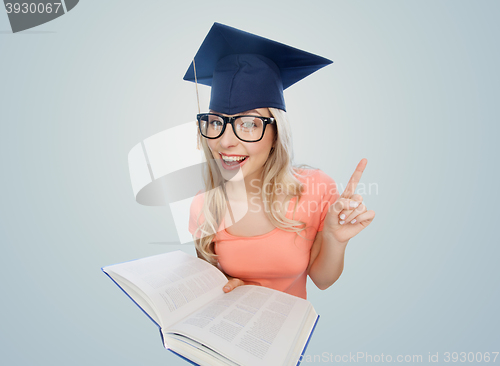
[{"x1": 223, "y1": 276, "x2": 261, "y2": 293}]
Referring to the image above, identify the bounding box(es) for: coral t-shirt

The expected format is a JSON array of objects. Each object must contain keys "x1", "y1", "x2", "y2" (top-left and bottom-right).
[{"x1": 188, "y1": 169, "x2": 339, "y2": 299}]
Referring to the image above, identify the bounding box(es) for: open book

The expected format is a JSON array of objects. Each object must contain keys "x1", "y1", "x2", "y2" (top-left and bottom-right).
[{"x1": 102, "y1": 251, "x2": 319, "y2": 366}]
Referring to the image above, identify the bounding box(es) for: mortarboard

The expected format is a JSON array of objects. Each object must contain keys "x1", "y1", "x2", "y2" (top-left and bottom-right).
[{"x1": 183, "y1": 22, "x2": 333, "y2": 115}]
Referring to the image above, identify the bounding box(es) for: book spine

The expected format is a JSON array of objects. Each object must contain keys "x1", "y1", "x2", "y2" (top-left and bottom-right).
[
  {"x1": 101, "y1": 268, "x2": 162, "y2": 331},
  {"x1": 168, "y1": 349, "x2": 201, "y2": 366},
  {"x1": 296, "y1": 314, "x2": 320, "y2": 366}
]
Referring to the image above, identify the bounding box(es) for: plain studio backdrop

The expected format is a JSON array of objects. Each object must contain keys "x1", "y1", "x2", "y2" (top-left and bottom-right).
[{"x1": 0, "y1": 1, "x2": 498, "y2": 365}]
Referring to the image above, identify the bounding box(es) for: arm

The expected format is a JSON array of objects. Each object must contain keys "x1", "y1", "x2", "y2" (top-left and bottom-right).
[
  {"x1": 190, "y1": 195, "x2": 246, "y2": 292},
  {"x1": 308, "y1": 159, "x2": 376, "y2": 290},
  {"x1": 307, "y1": 231, "x2": 348, "y2": 290}
]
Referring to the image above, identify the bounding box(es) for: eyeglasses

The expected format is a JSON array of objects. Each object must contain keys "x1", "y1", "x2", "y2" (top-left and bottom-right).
[{"x1": 196, "y1": 113, "x2": 276, "y2": 143}]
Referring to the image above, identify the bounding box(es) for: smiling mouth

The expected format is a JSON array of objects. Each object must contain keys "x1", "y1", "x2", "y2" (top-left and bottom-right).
[
  {"x1": 219, "y1": 153, "x2": 249, "y2": 167},
  {"x1": 220, "y1": 153, "x2": 248, "y2": 161}
]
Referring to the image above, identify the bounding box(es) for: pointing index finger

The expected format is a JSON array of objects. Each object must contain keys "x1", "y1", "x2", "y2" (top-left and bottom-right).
[{"x1": 341, "y1": 158, "x2": 367, "y2": 199}]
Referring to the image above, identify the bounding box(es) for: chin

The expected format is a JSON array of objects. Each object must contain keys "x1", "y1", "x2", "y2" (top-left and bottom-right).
[{"x1": 213, "y1": 158, "x2": 246, "y2": 182}]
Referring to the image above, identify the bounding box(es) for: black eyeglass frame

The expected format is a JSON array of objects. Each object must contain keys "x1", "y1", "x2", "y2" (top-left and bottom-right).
[{"x1": 196, "y1": 113, "x2": 276, "y2": 143}]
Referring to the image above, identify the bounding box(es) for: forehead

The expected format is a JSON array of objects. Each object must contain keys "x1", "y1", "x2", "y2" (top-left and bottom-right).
[{"x1": 210, "y1": 108, "x2": 271, "y2": 117}]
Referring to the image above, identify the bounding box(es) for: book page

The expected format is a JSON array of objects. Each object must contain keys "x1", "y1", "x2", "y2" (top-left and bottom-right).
[
  {"x1": 166, "y1": 335, "x2": 239, "y2": 366},
  {"x1": 165, "y1": 285, "x2": 314, "y2": 366},
  {"x1": 103, "y1": 251, "x2": 228, "y2": 329}
]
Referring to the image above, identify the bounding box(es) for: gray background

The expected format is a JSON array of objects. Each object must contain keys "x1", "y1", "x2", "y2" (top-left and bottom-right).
[{"x1": 1, "y1": 0, "x2": 498, "y2": 365}]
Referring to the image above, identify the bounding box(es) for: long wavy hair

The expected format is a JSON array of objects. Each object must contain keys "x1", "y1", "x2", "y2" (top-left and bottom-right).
[{"x1": 193, "y1": 108, "x2": 314, "y2": 265}]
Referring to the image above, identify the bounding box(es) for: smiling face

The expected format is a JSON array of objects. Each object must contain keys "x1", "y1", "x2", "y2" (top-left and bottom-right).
[{"x1": 206, "y1": 108, "x2": 276, "y2": 185}]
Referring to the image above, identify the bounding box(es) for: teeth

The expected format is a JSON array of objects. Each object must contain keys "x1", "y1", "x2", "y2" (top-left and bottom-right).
[{"x1": 221, "y1": 154, "x2": 247, "y2": 162}]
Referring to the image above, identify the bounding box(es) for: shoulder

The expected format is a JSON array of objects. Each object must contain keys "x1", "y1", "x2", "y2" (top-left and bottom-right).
[
  {"x1": 189, "y1": 190, "x2": 206, "y2": 218},
  {"x1": 294, "y1": 168, "x2": 337, "y2": 186},
  {"x1": 294, "y1": 167, "x2": 330, "y2": 179},
  {"x1": 189, "y1": 190, "x2": 206, "y2": 235}
]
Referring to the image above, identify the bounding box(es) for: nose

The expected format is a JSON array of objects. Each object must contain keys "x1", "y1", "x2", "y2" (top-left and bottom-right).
[{"x1": 218, "y1": 122, "x2": 240, "y2": 148}]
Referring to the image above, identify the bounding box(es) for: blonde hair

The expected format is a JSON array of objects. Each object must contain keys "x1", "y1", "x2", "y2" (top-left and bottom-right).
[{"x1": 193, "y1": 108, "x2": 314, "y2": 265}]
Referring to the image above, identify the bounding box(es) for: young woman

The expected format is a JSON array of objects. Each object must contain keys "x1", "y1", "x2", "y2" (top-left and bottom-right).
[{"x1": 186, "y1": 23, "x2": 375, "y2": 300}]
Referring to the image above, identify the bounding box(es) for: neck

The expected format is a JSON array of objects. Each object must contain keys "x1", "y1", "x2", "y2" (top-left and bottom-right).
[{"x1": 244, "y1": 166, "x2": 265, "y2": 197}]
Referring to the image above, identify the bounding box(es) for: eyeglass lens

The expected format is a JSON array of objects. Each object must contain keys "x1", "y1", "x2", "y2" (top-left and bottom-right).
[{"x1": 199, "y1": 115, "x2": 264, "y2": 141}]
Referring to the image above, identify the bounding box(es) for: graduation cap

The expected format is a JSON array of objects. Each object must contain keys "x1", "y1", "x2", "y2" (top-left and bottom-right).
[{"x1": 183, "y1": 22, "x2": 333, "y2": 115}]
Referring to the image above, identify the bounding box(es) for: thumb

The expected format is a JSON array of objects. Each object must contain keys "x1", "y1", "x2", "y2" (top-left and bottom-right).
[{"x1": 223, "y1": 278, "x2": 245, "y2": 293}]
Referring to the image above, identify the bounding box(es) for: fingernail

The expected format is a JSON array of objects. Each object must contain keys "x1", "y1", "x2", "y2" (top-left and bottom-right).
[
  {"x1": 339, "y1": 220, "x2": 345, "y2": 225},
  {"x1": 350, "y1": 219, "x2": 356, "y2": 224},
  {"x1": 350, "y1": 201, "x2": 359, "y2": 208},
  {"x1": 340, "y1": 214, "x2": 346, "y2": 220},
  {"x1": 223, "y1": 286, "x2": 230, "y2": 291}
]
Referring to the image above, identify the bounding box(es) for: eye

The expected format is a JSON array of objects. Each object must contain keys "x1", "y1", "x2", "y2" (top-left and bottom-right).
[
  {"x1": 241, "y1": 121, "x2": 256, "y2": 129},
  {"x1": 237, "y1": 117, "x2": 260, "y2": 130},
  {"x1": 209, "y1": 119, "x2": 223, "y2": 130}
]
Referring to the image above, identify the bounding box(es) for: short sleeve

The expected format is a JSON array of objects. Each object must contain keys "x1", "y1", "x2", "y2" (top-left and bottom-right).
[
  {"x1": 188, "y1": 191, "x2": 205, "y2": 239},
  {"x1": 317, "y1": 170, "x2": 340, "y2": 232}
]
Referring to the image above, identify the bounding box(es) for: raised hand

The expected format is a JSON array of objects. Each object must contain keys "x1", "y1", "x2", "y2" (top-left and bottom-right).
[{"x1": 322, "y1": 158, "x2": 376, "y2": 244}]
